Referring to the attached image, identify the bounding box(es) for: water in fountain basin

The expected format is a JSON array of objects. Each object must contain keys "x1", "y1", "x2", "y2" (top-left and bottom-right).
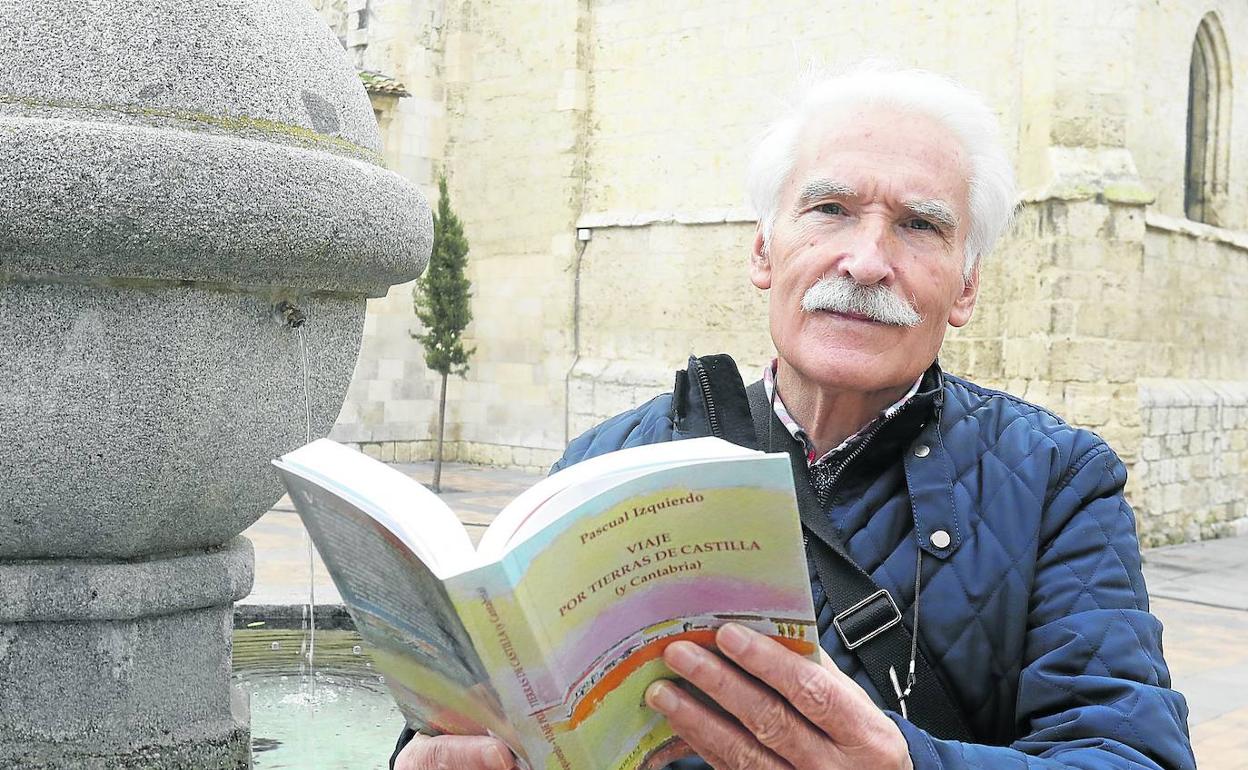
[{"x1": 234, "y1": 628, "x2": 401, "y2": 769}]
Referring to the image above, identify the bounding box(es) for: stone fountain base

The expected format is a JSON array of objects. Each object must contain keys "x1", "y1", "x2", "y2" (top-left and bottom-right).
[
  {"x1": 0, "y1": 538, "x2": 254, "y2": 769},
  {"x1": 0, "y1": 1, "x2": 431, "y2": 762}
]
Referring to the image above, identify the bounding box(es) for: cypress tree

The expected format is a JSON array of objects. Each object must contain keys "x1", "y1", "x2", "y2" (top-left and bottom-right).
[{"x1": 412, "y1": 175, "x2": 474, "y2": 492}]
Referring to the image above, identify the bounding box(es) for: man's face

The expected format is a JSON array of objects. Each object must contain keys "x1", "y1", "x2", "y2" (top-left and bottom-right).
[{"x1": 750, "y1": 105, "x2": 980, "y2": 395}]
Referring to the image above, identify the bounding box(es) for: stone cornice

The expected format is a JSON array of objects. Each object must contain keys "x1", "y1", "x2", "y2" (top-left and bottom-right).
[{"x1": 1144, "y1": 211, "x2": 1248, "y2": 252}]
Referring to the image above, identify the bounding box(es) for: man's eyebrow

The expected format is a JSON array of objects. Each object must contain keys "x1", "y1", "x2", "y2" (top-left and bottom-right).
[
  {"x1": 904, "y1": 198, "x2": 960, "y2": 230},
  {"x1": 794, "y1": 180, "x2": 856, "y2": 210}
]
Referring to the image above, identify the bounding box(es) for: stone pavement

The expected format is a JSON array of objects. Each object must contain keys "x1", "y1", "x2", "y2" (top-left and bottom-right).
[{"x1": 241, "y1": 460, "x2": 1248, "y2": 769}]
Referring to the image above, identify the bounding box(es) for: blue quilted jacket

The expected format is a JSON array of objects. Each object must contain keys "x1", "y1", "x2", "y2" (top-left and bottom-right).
[{"x1": 552, "y1": 367, "x2": 1194, "y2": 770}]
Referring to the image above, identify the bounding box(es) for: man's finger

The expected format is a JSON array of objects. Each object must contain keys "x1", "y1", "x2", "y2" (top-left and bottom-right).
[
  {"x1": 715, "y1": 623, "x2": 883, "y2": 749},
  {"x1": 645, "y1": 679, "x2": 793, "y2": 770},
  {"x1": 395, "y1": 733, "x2": 515, "y2": 770},
  {"x1": 659, "y1": 640, "x2": 832, "y2": 767},
  {"x1": 697, "y1": 746, "x2": 732, "y2": 770}
]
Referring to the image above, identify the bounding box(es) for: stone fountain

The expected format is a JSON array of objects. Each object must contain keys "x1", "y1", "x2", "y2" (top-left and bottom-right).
[{"x1": 0, "y1": 1, "x2": 430, "y2": 766}]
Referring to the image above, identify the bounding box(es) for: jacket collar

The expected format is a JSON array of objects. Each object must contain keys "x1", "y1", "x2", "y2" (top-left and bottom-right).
[
  {"x1": 825, "y1": 361, "x2": 964, "y2": 560},
  {"x1": 679, "y1": 354, "x2": 965, "y2": 560}
]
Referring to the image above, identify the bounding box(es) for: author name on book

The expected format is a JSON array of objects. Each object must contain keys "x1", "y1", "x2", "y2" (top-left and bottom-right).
[{"x1": 578, "y1": 491, "x2": 705, "y2": 545}]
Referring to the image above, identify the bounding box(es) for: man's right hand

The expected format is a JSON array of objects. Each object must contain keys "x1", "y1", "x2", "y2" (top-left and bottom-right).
[{"x1": 394, "y1": 734, "x2": 516, "y2": 770}]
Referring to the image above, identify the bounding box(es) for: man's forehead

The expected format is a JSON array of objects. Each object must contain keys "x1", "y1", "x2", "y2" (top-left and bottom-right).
[
  {"x1": 788, "y1": 111, "x2": 970, "y2": 215},
  {"x1": 795, "y1": 106, "x2": 967, "y2": 179},
  {"x1": 800, "y1": 102, "x2": 964, "y2": 153}
]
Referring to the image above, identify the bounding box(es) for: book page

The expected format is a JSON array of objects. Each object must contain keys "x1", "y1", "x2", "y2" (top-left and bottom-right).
[
  {"x1": 481, "y1": 454, "x2": 820, "y2": 770},
  {"x1": 476, "y1": 437, "x2": 755, "y2": 562},
  {"x1": 276, "y1": 439, "x2": 475, "y2": 576},
  {"x1": 274, "y1": 463, "x2": 522, "y2": 749}
]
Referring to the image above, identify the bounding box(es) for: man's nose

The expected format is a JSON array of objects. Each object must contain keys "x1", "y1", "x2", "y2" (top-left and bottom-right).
[{"x1": 834, "y1": 218, "x2": 895, "y2": 285}]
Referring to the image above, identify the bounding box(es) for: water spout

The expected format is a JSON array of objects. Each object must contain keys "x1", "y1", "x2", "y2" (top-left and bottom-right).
[{"x1": 293, "y1": 318, "x2": 316, "y2": 669}]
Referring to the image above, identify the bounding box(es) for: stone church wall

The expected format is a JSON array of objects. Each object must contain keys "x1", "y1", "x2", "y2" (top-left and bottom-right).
[
  {"x1": 314, "y1": 0, "x2": 1248, "y2": 541},
  {"x1": 1130, "y1": 1, "x2": 1248, "y2": 229}
]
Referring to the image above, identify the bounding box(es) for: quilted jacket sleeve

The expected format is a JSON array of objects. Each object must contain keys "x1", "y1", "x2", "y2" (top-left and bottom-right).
[
  {"x1": 551, "y1": 394, "x2": 675, "y2": 473},
  {"x1": 891, "y1": 441, "x2": 1195, "y2": 770}
]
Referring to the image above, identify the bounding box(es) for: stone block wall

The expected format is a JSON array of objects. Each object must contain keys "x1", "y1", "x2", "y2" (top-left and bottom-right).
[
  {"x1": 1127, "y1": 216, "x2": 1248, "y2": 544},
  {"x1": 944, "y1": 197, "x2": 1153, "y2": 459},
  {"x1": 1135, "y1": 380, "x2": 1248, "y2": 545},
  {"x1": 425, "y1": 0, "x2": 590, "y2": 458},
  {"x1": 582, "y1": 0, "x2": 1026, "y2": 216},
  {"x1": 566, "y1": 221, "x2": 772, "y2": 436},
  {"x1": 1139, "y1": 214, "x2": 1248, "y2": 382},
  {"x1": 566, "y1": 195, "x2": 1248, "y2": 544},
  {"x1": 330, "y1": 281, "x2": 438, "y2": 444}
]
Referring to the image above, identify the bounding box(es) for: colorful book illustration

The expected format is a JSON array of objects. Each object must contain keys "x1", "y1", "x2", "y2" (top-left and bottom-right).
[{"x1": 272, "y1": 437, "x2": 817, "y2": 770}]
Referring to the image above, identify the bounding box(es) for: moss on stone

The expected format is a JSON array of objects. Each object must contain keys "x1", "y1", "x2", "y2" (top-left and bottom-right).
[
  {"x1": 1102, "y1": 182, "x2": 1156, "y2": 205},
  {"x1": 0, "y1": 93, "x2": 383, "y2": 166}
]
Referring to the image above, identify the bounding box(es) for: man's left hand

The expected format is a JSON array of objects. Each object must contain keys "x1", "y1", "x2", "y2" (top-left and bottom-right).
[{"x1": 645, "y1": 622, "x2": 914, "y2": 770}]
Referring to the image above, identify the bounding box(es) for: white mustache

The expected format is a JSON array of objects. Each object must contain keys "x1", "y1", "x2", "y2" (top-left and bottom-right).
[{"x1": 800, "y1": 276, "x2": 923, "y2": 327}]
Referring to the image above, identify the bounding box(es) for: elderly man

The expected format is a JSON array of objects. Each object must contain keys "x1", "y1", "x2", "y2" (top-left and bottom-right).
[{"x1": 393, "y1": 65, "x2": 1195, "y2": 770}]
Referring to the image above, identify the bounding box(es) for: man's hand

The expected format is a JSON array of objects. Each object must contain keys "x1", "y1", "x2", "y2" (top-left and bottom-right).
[
  {"x1": 393, "y1": 733, "x2": 515, "y2": 770},
  {"x1": 645, "y1": 623, "x2": 914, "y2": 770}
]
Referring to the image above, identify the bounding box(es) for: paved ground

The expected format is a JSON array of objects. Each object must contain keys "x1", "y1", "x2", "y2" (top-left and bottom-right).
[{"x1": 242, "y1": 460, "x2": 1248, "y2": 769}]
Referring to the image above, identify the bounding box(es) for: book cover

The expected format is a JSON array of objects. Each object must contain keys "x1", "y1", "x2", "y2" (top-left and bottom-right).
[
  {"x1": 447, "y1": 455, "x2": 817, "y2": 770},
  {"x1": 275, "y1": 440, "x2": 816, "y2": 770}
]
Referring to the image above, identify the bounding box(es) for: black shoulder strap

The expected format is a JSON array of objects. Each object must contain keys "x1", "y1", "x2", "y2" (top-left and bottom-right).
[
  {"x1": 672, "y1": 354, "x2": 973, "y2": 741},
  {"x1": 744, "y1": 379, "x2": 974, "y2": 742}
]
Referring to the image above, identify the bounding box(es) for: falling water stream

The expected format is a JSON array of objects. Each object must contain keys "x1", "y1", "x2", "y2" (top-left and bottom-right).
[
  {"x1": 297, "y1": 324, "x2": 315, "y2": 670},
  {"x1": 231, "y1": 307, "x2": 402, "y2": 768}
]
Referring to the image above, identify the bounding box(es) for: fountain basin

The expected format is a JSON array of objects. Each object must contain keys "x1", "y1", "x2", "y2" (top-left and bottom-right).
[{"x1": 1, "y1": 285, "x2": 368, "y2": 559}]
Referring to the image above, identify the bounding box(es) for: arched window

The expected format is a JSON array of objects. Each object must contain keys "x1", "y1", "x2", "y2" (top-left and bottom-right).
[{"x1": 1185, "y1": 12, "x2": 1232, "y2": 226}]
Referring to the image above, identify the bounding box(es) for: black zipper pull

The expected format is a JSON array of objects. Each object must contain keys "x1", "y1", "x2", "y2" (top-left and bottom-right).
[{"x1": 691, "y1": 357, "x2": 723, "y2": 438}]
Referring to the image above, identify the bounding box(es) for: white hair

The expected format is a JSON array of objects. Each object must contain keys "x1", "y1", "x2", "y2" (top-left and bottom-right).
[{"x1": 746, "y1": 62, "x2": 1017, "y2": 279}]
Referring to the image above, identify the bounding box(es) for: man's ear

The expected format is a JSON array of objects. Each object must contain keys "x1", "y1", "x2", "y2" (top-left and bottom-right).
[
  {"x1": 749, "y1": 227, "x2": 772, "y2": 290},
  {"x1": 948, "y1": 261, "x2": 980, "y2": 328}
]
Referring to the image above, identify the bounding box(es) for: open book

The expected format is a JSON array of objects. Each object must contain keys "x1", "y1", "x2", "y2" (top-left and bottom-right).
[{"x1": 273, "y1": 437, "x2": 817, "y2": 770}]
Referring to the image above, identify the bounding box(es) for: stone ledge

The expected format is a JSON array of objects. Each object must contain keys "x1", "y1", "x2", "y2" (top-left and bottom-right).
[
  {"x1": 1018, "y1": 146, "x2": 1155, "y2": 205},
  {"x1": 0, "y1": 0, "x2": 378, "y2": 150},
  {"x1": 0, "y1": 725, "x2": 251, "y2": 770},
  {"x1": 575, "y1": 206, "x2": 755, "y2": 229},
  {"x1": 234, "y1": 602, "x2": 354, "y2": 630},
  {"x1": 1138, "y1": 378, "x2": 1248, "y2": 408},
  {"x1": 0, "y1": 95, "x2": 381, "y2": 164},
  {"x1": 0, "y1": 537, "x2": 254, "y2": 622},
  {"x1": 0, "y1": 115, "x2": 429, "y2": 297},
  {"x1": 1144, "y1": 211, "x2": 1248, "y2": 252},
  {"x1": 340, "y1": 439, "x2": 562, "y2": 473}
]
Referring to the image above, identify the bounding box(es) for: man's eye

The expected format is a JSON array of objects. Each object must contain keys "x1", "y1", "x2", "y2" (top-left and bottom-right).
[
  {"x1": 815, "y1": 202, "x2": 846, "y2": 216},
  {"x1": 906, "y1": 218, "x2": 937, "y2": 231}
]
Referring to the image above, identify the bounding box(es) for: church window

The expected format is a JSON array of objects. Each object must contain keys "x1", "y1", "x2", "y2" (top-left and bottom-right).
[{"x1": 1184, "y1": 12, "x2": 1232, "y2": 226}]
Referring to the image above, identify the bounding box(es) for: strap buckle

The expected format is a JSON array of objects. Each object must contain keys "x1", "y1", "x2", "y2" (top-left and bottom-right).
[{"x1": 832, "y1": 589, "x2": 902, "y2": 650}]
